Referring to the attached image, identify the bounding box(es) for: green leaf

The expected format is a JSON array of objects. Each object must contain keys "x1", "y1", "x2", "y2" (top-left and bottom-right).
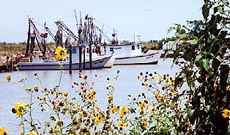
[
  {"x1": 218, "y1": 6, "x2": 224, "y2": 13},
  {"x1": 190, "y1": 38, "x2": 198, "y2": 44},
  {"x1": 202, "y1": 58, "x2": 209, "y2": 71},
  {"x1": 202, "y1": 4, "x2": 210, "y2": 20},
  {"x1": 176, "y1": 33, "x2": 187, "y2": 39}
]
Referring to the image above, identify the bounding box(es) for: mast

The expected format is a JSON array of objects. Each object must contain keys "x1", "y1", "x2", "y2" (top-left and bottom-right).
[
  {"x1": 44, "y1": 23, "x2": 56, "y2": 42},
  {"x1": 134, "y1": 32, "x2": 136, "y2": 43},
  {"x1": 74, "y1": 9, "x2": 78, "y2": 30},
  {"x1": 25, "y1": 18, "x2": 31, "y2": 56},
  {"x1": 82, "y1": 12, "x2": 86, "y2": 69},
  {"x1": 25, "y1": 18, "x2": 47, "y2": 57},
  {"x1": 78, "y1": 11, "x2": 83, "y2": 71},
  {"x1": 55, "y1": 21, "x2": 78, "y2": 40}
]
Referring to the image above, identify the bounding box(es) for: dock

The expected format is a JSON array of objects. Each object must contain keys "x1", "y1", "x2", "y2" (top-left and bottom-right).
[{"x1": 0, "y1": 55, "x2": 23, "y2": 72}]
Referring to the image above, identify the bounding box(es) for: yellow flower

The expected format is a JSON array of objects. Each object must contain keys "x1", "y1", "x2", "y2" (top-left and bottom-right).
[
  {"x1": 141, "y1": 118, "x2": 148, "y2": 129},
  {"x1": 107, "y1": 95, "x2": 113, "y2": 103},
  {"x1": 119, "y1": 106, "x2": 128, "y2": 119},
  {"x1": 0, "y1": 128, "x2": 8, "y2": 135},
  {"x1": 167, "y1": 79, "x2": 174, "y2": 86},
  {"x1": 94, "y1": 113, "x2": 105, "y2": 125},
  {"x1": 27, "y1": 131, "x2": 38, "y2": 135},
  {"x1": 12, "y1": 102, "x2": 27, "y2": 117},
  {"x1": 153, "y1": 74, "x2": 162, "y2": 82},
  {"x1": 5, "y1": 75, "x2": 11, "y2": 82},
  {"x1": 117, "y1": 120, "x2": 128, "y2": 129},
  {"x1": 154, "y1": 91, "x2": 164, "y2": 102},
  {"x1": 54, "y1": 47, "x2": 68, "y2": 61},
  {"x1": 111, "y1": 105, "x2": 119, "y2": 114},
  {"x1": 222, "y1": 109, "x2": 230, "y2": 118},
  {"x1": 138, "y1": 100, "x2": 148, "y2": 113},
  {"x1": 170, "y1": 91, "x2": 178, "y2": 97},
  {"x1": 79, "y1": 128, "x2": 90, "y2": 135},
  {"x1": 79, "y1": 111, "x2": 84, "y2": 118},
  {"x1": 86, "y1": 89, "x2": 96, "y2": 101},
  {"x1": 63, "y1": 91, "x2": 69, "y2": 97}
]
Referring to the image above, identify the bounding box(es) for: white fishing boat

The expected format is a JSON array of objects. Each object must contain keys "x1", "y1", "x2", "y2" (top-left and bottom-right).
[
  {"x1": 17, "y1": 54, "x2": 112, "y2": 70},
  {"x1": 17, "y1": 17, "x2": 115, "y2": 71},
  {"x1": 105, "y1": 42, "x2": 160, "y2": 65}
]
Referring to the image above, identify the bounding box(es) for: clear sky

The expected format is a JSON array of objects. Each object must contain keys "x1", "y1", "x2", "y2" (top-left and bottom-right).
[{"x1": 0, "y1": 0, "x2": 202, "y2": 42}]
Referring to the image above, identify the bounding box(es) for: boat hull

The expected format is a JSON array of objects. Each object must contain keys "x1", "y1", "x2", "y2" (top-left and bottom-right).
[
  {"x1": 17, "y1": 56, "x2": 112, "y2": 70},
  {"x1": 114, "y1": 52, "x2": 160, "y2": 65}
]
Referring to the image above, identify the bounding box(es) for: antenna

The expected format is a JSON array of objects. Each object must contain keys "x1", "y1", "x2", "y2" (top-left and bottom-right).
[
  {"x1": 79, "y1": 11, "x2": 82, "y2": 26},
  {"x1": 44, "y1": 21, "x2": 46, "y2": 29},
  {"x1": 134, "y1": 32, "x2": 136, "y2": 43},
  {"x1": 74, "y1": 9, "x2": 78, "y2": 30}
]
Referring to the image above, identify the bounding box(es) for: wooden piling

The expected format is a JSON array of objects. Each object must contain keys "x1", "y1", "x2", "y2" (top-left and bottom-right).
[
  {"x1": 79, "y1": 45, "x2": 82, "y2": 71},
  {"x1": 89, "y1": 42, "x2": 92, "y2": 69},
  {"x1": 83, "y1": 46, "x2": 86, "y2": 69},
  {"x1": 89, "y1": 26, "x2": 93, "y2": 69},
  {"x1": 69, "y1": 44, "x2": 72, "y2": 74}
]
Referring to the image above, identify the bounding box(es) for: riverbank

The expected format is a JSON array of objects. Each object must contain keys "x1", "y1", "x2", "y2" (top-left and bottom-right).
[
  {"x1": 0, "y1": 43, "x2": 57, "y2": 72},
  {"x1": 0, "y1": 43, "x2": 25, "y2": 56}
]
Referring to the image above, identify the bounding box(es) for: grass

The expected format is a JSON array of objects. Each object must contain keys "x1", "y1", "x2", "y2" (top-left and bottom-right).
[
  {"x1": 0, "y1": 43, "x2": 25, "y2": 56},
  {"x1": 0, "y1": 42, "x2": 56, "y2": 56}
]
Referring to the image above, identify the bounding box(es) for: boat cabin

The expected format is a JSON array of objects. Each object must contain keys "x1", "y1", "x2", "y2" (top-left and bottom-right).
[{"x1": 105, "y1": 42, "x2": 143, "y2": 57}]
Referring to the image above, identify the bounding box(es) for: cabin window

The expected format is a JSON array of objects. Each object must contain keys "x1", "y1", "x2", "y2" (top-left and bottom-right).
[
  {"x1": 110, "y1": 47, "x2": 114, "y2": 53},
  {"x1": 131, "y1": 45, "x2": 135, "y2": 50}
]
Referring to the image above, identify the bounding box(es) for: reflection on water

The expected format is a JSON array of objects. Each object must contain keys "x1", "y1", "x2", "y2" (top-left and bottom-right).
[{"x1": 0, "y1": 59, "x2": 177, "y2": 134}]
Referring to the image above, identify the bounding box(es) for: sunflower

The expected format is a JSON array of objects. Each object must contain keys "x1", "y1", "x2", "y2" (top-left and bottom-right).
[
  {"x1": 140, "y1": 117, "x2": 148, "y2": 129},
  {"x1": 54, "y1": 47, "x2": 68, "y2": 61},
  {"x1": 117, "y1": 120, "x2": 128, "y2": 129},
  {"x1": 94, "y1": 112, "x2": 105, "y2": 125},
  {"x1": 0, "y1": 128, "x2": 8, "y2": 135},
  {"x1": 86, "y1": 89, "x2": 96, "y2": 101},
  {"x1": 119, "y1": 106, "x2": 128, "y2": 119},
  {"x1": 107, "y1": 95, "x2": 113, "y2": 103},
  {"x1": 27, "y1": 131, "x2": 38, "y2": 135},
  {"x1": 111, "y1": 105, "x2": 119, "y2": 114},
  {"x1": 62, "y1": 91, "x2": 69, "y2": 97},
  {"x1": 138, "y1": 100, "x2": 148, "y2": 113},
  {"x1": 12, "y1": 102, "x2": 27, "y2": 117},
  {"x1": 222, "y1": 108, "x2": 230, "y2": 118}
]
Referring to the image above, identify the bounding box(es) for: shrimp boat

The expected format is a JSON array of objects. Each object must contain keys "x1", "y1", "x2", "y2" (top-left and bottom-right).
[
  {"x1": 17, "y1": 54, "x2": 112, "y2": 70},
  {"x1": 114, "y1": 51, "x2": 160, "y2": 65},
  {"x1": 107, "y1": 43, "x2": 160, "y2": 65},
  {"x1": 105, "y1": 33, "x2": 160, "y2": 65},
  {"x1": 17, "y1": 17, "x2": 113, "y2": 71},
  {"x1": 103, "y1": 31, "x2": 160, "y2": 65}
]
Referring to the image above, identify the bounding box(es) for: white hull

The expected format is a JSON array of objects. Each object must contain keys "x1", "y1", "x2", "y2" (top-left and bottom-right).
[
  {"x1": 114, "y1": 51, "x2": 160, "y2": 65},
  {"x1": 17, "y1": 55, "x2": 112, "y2": 70},
  {"x1": 104, "y1": 56, "x2": 115, "y2": 68}
]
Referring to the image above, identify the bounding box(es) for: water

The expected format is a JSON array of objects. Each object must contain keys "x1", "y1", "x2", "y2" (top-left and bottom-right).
[{"x1": 0, "y1": 58, "x2": 178, "y2": 134}]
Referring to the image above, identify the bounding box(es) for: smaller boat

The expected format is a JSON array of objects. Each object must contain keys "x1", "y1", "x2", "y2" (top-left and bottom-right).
[
  {"x1": 114, "y1": 50, "x2": 160, "y2": 65},
  {"x1": 104, "y1": 31, "x2": 160, "y2": 65},
  {"x1": 106, "y1": 42, "x2": 160, "y2": 65},
  {"x1": 17, "y1": 55, "x2": 112, "y2": 70}
]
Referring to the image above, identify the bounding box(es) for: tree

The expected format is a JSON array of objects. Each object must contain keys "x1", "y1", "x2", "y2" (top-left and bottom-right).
[{"x1": 168, "y1": 0, "x2": 230, "y2": 134}]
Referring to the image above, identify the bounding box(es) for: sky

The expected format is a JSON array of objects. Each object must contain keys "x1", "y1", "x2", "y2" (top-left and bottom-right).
[{"x1": 0, "y1": 0, "x2": 202, "y2": 42}]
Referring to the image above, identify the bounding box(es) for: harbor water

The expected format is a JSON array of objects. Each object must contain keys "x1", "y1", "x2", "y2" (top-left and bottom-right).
[{"x1": 0, "y1": 58, "x2": 178, "y2": 134}]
